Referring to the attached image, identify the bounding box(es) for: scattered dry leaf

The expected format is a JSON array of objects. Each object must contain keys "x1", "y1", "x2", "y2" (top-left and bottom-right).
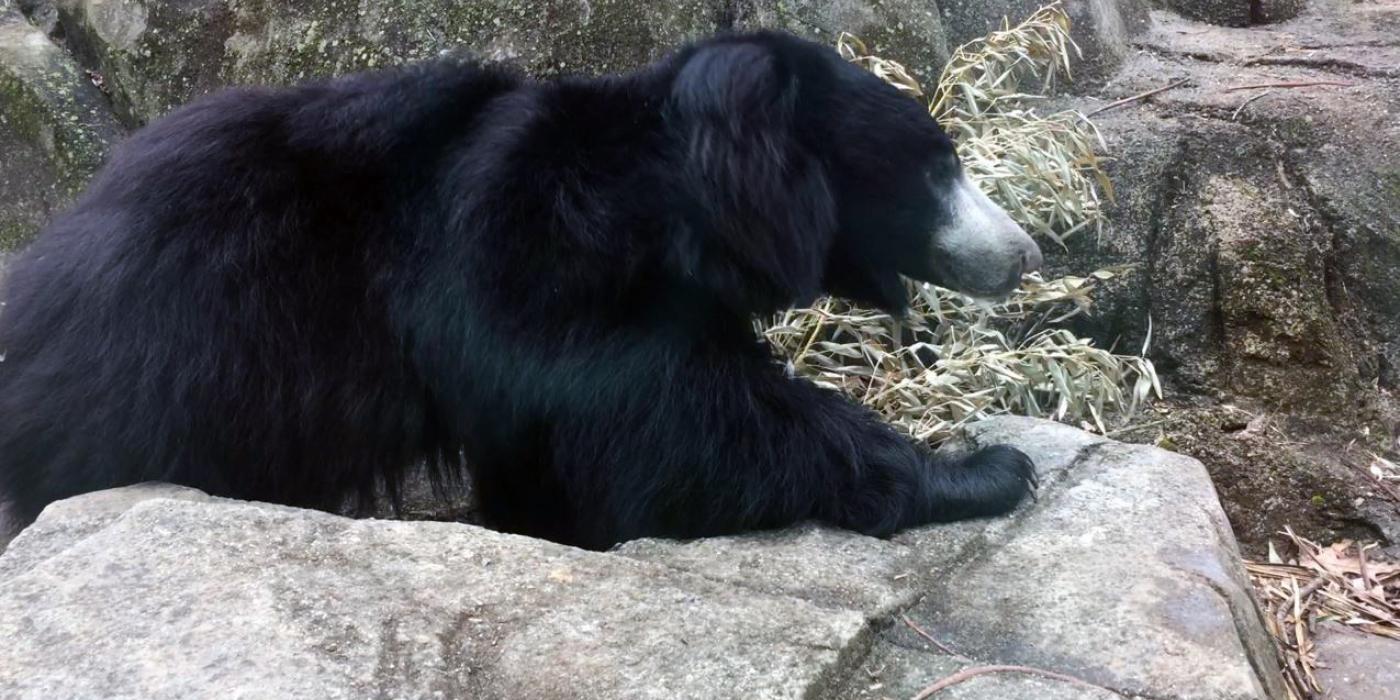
[{"x1": 1246, "y1": 528, "x2": 1400, "y2": 700}]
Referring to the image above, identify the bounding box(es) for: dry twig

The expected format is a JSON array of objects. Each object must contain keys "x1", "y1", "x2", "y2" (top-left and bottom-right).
[
  {"x1": 910, "y1": 664, "x2": 1116, "y2": 699},
  {"x1": 1231, "y1": 89, "x2": 1273, "y2": 120},
  {"x1": 900, "y1": 615, "x2": 969, "y2": 660},
  {"x1": 1246, "y1": 528, "x2": 1400, "y2": 698},
  {"x1": 1086, "y1": 78, "x2": 1191, "y2": 117},
  {"x1": 1223, "y1": 80, "x2": 1353, "y2": 92},
  {"x1": 899, "y1": 615, "x2": 1116, "y2": 699}
]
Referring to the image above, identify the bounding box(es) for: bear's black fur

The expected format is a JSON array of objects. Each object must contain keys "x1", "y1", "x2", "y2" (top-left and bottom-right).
[{"x1": 0, "y1": 32, "x2": 1036, "y2": 549}]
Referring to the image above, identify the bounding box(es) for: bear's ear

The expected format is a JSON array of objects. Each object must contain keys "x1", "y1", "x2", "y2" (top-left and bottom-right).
[{"x1": 666, "y1": 40, "x2": 836, "y2": 313}]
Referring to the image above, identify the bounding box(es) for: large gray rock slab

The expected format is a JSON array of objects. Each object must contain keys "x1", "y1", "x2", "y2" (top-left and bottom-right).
[
  {"x1": 850, "y1": 418, "x2": 1284, "y2": 699},
  {"x1": 0, "y1": 488, "x2": 868, "y2": 699},
  {"x1": 619, "y1": 523, "x2": 921, "y2": 617},
  {"x1": 0, "y1": 418, "x2": 1282, "y2": 699},
  {"x1": 0, "y1": 482, "x2": 212, "y2": 576},
  {"x1": 618, "y1": 419, "x2": 1109, "y2": 620},
  {"x1": 0, "y1": 1, "x2": 124, "y2": 249},
  {"x1": 623, "y1": 418, "x2": 1284, "y2": 699},
  {"x1": 895, "y1": 420, "x2": 1284, "y2": 699},
  {"x1": 843, "y1": 643, "x2": 1125, "y2": 699}
]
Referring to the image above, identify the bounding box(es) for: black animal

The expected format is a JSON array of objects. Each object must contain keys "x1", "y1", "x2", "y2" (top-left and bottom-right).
[{"x1": 0, "y1": 32, "x2": 1042, "y2": 549}]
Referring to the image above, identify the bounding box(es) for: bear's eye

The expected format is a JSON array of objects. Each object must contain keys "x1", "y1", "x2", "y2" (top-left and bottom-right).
[
  {"x1": 927, "y1": 147, "x2": 961, "y2": 182},
  {"x1": 943, "y1": 148, "x2": 961, "y2": 171}
]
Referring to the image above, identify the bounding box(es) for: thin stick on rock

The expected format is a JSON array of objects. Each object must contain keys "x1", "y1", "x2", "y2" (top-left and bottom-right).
[
  {"x1": 898, "y1": 616, "x2": 1117, "y2": 699},
  {"x1": 1275, "y1": 576, "x2": 1327, "y2": 626},
  {"x1": 1359, "y1": 544, "x2": 1373, "y2": 590},
  {"x1": 1231, "y1": 89, "x2": 1273, "y2": 120},
  {"x1": 911, "y1": 665, "x2": 1118, "y2": 699},
  {"x1": 900, "y1": 614, "x2": 970, "y2": 660},
  {"x1": 1085, "y1": 79, "x2": 1191, "y2": 116},
  {"x1": 1223, "y1": 80, "x2": 1353, "y2": 92}
]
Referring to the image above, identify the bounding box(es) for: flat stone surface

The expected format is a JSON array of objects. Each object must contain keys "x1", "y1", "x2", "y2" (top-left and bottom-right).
[
  {"x1": 0, "y1": 493, "x2": 868, "y2": 699},
  {"x1": 0, "y1": 417, "x2": 1284, "y2": 699},
  {"x1": 900, "y1": 421, "x2": 1284, "y2": 700},
  {"x1": 1314, "y1": 623, "x2": 1400, "y2": 700},
  {"x1": 619, "y1": 418, "x2": 1110, "y2": 620},
  {"x1": 618, "y1": 523, "x2": 919, "y2": 617},
  {"x1": 0, "y1": 482, "x2": 212, "y2": 577},
  {"x1": 841, "y1": 642, "x2": 1128, "y2": 699}
]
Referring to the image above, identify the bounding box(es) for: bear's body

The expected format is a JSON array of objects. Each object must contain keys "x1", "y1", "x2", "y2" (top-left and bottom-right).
[{"x1": 0, "y1": 33, "x2": 1039, "y2": 549}]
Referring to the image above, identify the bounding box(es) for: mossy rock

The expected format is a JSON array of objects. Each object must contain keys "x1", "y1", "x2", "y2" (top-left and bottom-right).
[
  {"x1": 50, "y1": 0, "x2": 722, "y2": 124},
  {"x1": 0, "y1": 117, "x2": 65, "y2": 251},
  {"x1": 0, "y1": 2, "x2": 124, "y2": 250}
]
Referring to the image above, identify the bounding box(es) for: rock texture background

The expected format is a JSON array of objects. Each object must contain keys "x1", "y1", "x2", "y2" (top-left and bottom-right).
[
  {"x1": 1048, "y1": 1, "x2": 1400, "y2": 553},
  {"x1": 0, "y1": 419, "x2": 1286, "y2": 699}
]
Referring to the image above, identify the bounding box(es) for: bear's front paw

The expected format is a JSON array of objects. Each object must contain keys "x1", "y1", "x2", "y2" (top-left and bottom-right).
[{"x1": 918, "y1": 444, "x2": 1037, "y2": 523}]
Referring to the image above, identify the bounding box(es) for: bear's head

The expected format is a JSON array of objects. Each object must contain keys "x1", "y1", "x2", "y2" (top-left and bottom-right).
[{"x1": 667, "y1": 32, "x2": 1042, "y2": 315}]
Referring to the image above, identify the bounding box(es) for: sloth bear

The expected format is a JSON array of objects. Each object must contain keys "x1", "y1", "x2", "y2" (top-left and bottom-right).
[{"x1": 0, "y1": 31, "x2": 1042, "y2": 550}]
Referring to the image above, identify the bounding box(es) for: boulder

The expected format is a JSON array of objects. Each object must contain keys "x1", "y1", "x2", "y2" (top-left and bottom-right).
[
  {"x1": 733, "y1": 0, "x2": 952, "y2": 86},
  {"x1": 35, "y1": 0, "x2": 1160, "y2": 125},
  {"x1": 892, "y1": 421, "x2": 1282, "y2": 699},
  {"x1": 1041, "y1": 5, "x2": 1400, "y2": 550},
  {"x1": 1054, "y1": 107, "x2": 1369, "y2": 412},
  {"x1": 0, "y1": 0, "x2": 124, "y2": 249},
  {"x1": 1051, "y1": 8, "x2": 1400, "y2": 410},
  {"x1": 1157, "y1": 0, "x2": 1305, "y2": 27},
  {"x1": 46, "y1": 0, "x2": 722, "y2": 123},
  {"x1": 0, "y1": 418, "x2": 1284, "y2": 699},
  {"x1": 0, "y1": 484, "x2": 869, "y2": 699}
]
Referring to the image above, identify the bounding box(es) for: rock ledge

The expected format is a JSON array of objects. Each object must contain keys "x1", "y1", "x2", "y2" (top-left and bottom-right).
[{"x1": 0, "y1": 417, "x2": 1283, "y2": 699}]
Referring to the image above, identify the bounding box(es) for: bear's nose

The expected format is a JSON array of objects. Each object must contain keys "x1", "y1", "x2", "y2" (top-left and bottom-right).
[{"x1": 1020, "y1": 241, "x2": 1044, "y2": 274}]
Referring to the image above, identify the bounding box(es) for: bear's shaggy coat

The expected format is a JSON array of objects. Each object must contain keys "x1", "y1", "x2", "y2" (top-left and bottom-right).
[{"x1": 0, "y1": 32, "x2": 1036, "y2": 549}]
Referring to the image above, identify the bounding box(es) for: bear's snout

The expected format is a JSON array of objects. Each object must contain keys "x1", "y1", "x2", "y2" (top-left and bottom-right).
[{"x1": 923, "y1": 172, "x2": 1042, "y2": 299}]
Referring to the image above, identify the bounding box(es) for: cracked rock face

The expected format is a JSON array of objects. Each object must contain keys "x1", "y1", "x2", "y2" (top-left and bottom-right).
[
  {"x1": 1055, "y1": 4, "x2": 1400, "y2": 414},
  {"x1": 1044, "y1": 0, "x2": 1400, "y2": 551},
  {"x1": 0, "y1": 418, "x2": 1284, "y2": 699}
]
